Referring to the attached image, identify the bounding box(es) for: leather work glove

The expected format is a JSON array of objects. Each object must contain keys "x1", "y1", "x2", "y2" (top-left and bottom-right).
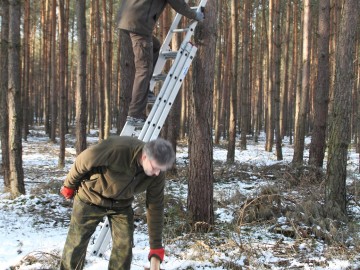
[
  {"x1": 148, "y1": 247, "x2": 165, "y2": 263},
  {"x1": 60, "y1": 186, "x2": 75, "y2": 199},
  {"x1": 195, "y1": 8, "x2": 205, "y2": 22}
]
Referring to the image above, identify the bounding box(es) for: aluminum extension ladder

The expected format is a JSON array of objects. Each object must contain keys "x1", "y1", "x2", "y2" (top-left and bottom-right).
[{"x1": 91, "y1": 0, "x2": 207, "y2": 257}]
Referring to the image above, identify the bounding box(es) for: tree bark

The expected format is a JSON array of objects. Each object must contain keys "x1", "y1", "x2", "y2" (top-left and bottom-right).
[
  {"x1": 325, "y1": 0, "x2": 359, "y2": 216},
  {"x1": 95, "y1": 0, "x2": 104, "y2": 140},
  {"x1": 240, "y1": 0, "x2": 251, "y2": 150},
  {"x1": 273, "y1": 0, "x2": 282, "y2": 160},
  {"x1": 188, "y1": 0, "x2": 217, "y2": 226},
  {"x1": 22, "y1": 0, "x2": 30, "y2": 141},
  {"x1": 118, "y1": 30, "x2": 134, "y2": 131},
  {"x1": 227, "y1": 0, "x2": 238, "y2": 163},
  {"x1": 213, "y1": 0, "x2": 223, "y2": 145},
  {"x1": 75, "y1": 0, "x2": 87, "y2": 154},
  {"x1": 280, "y1": 1, "x2": 291, "y2": 138},
  {"x1": 58, "y1": 0, "x2": 67, "y2": 168},
  {"x1": 265, "y1": 0, "x2": 274, "y2": 152},
  {"x1": 293, "y1": 0, "x2": 311, "y2": 164},
  {"x1": 102, "y1": 0, "x2": 111, "y2": 139},
  {"x1": 50, "y1": 0, "x2": 57, "y2": 142},
  {"x1": 1, "y1": 0, "x2": 10, "y2": 188},
  {"x1": 288, "y1": 1, "x2": 299, "y2": 145},
  {"x1": 8, "y1": 0, "x2": 25, "y2": 197},
  {"x1": 42, "y1": 0, "x2": 51, "y2": 135},
  {"x1": 309, "y1": 0, "x2": 330, "y2": 167}
]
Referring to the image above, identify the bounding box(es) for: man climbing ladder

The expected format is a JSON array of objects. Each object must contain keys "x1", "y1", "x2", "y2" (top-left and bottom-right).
[{"x1": 118, "y1": 0, "x2": 205, "y2": 127}]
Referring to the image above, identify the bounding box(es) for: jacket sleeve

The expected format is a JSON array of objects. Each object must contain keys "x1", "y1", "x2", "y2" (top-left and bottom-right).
[
  {"x1": 167, "y1": 0, "x2": 197, "y2": 20},
  {"x1": 63, "y1": 142, "x2": 111, "y2": 189},
  {"x1": 146, "y1": 173, "x2": 165, "y2": 249}
]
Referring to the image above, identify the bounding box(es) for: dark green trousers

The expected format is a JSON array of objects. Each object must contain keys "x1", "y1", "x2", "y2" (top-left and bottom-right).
[
  {"x1": 124, "y1": 30, "x2": 161, "y2": 119},
  {"x1": 60, "y1": 195, "x2": 134, "y2": 270}
]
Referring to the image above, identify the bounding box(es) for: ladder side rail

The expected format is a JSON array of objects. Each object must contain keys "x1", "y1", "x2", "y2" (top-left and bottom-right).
[
  {"x1": 139, "y1": 43, "x2": 193, "y2": 140},
  {"x1": 166, "y1": 0, "x2": 208, "y2": 55},
  {"x1": 144, "y1": 0, "x2": 207, "y2": 137},
  {"x1": 91, "y1": 218, "x2": 111, "y2": 255},
  {"x1": 150, "y1": 41, "x2": 190, "y2": 105},
  {"x1": 139, "y1": 43, "x2": 193, "y2": 139},
  {"x1": 97, "y1": 230, "x2": 112, "y2": 257},
  {"x1": 159, "y1": 13, "x2": 183, "y2": 55},
  {"x1": 140, "y1": 45, "x2": 197, "y2": 141},
  {"x1": 148, "y1": 46, "x2": 197, "y2": 141},
  {"x1": 151, "y1": 19, "x2": 198, "y2": 92},
  {"x1": 149, "y1": 13, "x2": 184, "y2": 92},
  {"x1": 120, "y1": 122, "x2": 137, "y2": 136},
  {"x1": 178, "y1": 0, "x2": 208, "y2": 47},
  {"x1": 141, "y1": 44, "x2": 194, "y2": 141},
  {"x1": 160, "y1": 13, "x2": 182, "y2": 53},
  {"x1": 150, "y1": 0, "x2": 206, "y2": 92}
]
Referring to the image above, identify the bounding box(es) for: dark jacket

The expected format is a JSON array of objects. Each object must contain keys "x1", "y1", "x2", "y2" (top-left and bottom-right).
[
  {"x1": 117, "y1": 0, "x2": 197, "y2": 36},
  {"x1": 64, "y1": 136, "x2": 165, "y2": 248}
]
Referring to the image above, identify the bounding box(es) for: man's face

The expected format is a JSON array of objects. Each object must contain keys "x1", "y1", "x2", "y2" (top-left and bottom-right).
[{"x1": 142, "y1": 154, "x2": 168, "y2": 176}]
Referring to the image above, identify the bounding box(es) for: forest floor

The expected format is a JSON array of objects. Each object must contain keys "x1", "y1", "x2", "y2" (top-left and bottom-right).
[{"x1": 0, "y1": 126, "x2": 360, "y2": 269}]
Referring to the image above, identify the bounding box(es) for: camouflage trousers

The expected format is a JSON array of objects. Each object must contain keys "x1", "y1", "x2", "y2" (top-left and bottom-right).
[{"x1": 60, "y1": 195, "x2": 134, "y2": 270}]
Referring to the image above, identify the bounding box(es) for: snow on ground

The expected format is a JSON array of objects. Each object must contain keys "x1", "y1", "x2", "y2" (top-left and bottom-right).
[{"x1": 0, "y1": 129, "x2": 359, "y2": 269}]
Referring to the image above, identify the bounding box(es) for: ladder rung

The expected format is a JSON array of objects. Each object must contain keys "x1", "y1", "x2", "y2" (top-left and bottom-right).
[
  {"x1": 172, "y1": 28, "x2": 190, "y2": 33},
  {"x1": 152, "y1": 74, "x2": 168, "y2": 81},
  {"x1": 161, "y1": 51, "x2": 178, "y2": 58}
]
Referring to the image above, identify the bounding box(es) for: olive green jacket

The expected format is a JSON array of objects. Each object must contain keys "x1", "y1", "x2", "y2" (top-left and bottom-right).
[
  {"x1": 64, "y1": 136, "x2": 165, "y2": 248},
  {"x1": 117, "y1": 0, "x2": 197, "y2": 36}
]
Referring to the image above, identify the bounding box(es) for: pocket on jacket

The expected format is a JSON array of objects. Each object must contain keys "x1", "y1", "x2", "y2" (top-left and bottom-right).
[{"x1": 83, "y1": 175, "x2": 99, "y2": 183}]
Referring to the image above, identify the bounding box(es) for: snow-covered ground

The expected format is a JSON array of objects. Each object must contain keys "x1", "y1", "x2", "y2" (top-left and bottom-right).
[{"x1": 0, "y1": 128, "x2": 359, "y2": 269}]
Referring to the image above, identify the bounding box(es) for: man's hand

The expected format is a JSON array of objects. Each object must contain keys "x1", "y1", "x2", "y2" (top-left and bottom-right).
[
  {"x1": 148, "y1": 247, "x2": 165, "y2": 263},
  {"x1": 150, "y1": 256, "x2": 161, "y2": 270},
  {"x1": 60, "y1": 186, "x2": 75, "y2": 199},
  {"x1": 195, "y1": 8, "x2": 205, "y2": 22}
]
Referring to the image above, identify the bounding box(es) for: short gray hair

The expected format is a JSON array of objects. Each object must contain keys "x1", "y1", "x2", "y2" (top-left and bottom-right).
[{"x1": 143, "y1": 138, "x2": 175, "y2": 169}]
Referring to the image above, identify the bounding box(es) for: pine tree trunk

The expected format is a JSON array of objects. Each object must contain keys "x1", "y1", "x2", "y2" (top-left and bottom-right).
[
  {"x1": 75, "y1": 0, "x2": 87, "y2": 153},
  {"x1": 280, "y1": 1, "x2": 291, "y2": 138},
  {"x1": 22, "y1": 0, "x2": 30, "y2": 141},
  {"x1": 273, "y1": 0, "x2": 282, "y2": 160},
  {"x1": 325, "y1": 0, "x2": 359, "y2": 216},
  {"x1": 8, "y1": 0, "x2": 25, "y2": 197},
  {"x1": 43, "y1": 0, "x2": 51, "y2": 135},
  {"x1": 293, "y1": 0, "x2": 311, "y2": 164},
  {"x1": 227, "y1": 0, "x2": 238, "y2": 163},
  {"x1": 289, "y1": 1, "x2": 299, "y2": 145},
  {"x1": 265, "y1": 0, "x2": 274, "y2": 152},
  {"x1": 102, "y1": 0, "x2": 111, "y2": 139},
  {"x1": 95, "y1": 0, "x2": 104, "y2": 139},
  {"x1": 240, "y1": 0, "x2": 250, "y2": 150},
  {"x1": 1, "y1": 0, "x2": 10, "y2": 188},
  {"x1": 309, "y1": 0, "x2": 330, "y2": 167},
  {"x1": 58, "y1": 0, "x2": 67, "y2": 167},
  {"x1": 119, "y1": 31, "x2": 134, "y2": 130},
  {"x1": 188, "y1": 0, "x2": 217, "y2": 226},
  {"x1": 88, "y1": 2, "x2": 96, "y2": 131},
  {"x1": 213, "y1": 0, "x2": 223, "y2": 145}
]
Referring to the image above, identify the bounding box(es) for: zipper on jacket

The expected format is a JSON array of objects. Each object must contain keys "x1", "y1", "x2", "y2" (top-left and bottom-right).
[{"x1": 115, "y1": 167, "x2": 144, "y2": 198}]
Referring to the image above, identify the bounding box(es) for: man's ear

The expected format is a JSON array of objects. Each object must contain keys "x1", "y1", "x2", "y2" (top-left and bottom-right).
[{"x1": 140, "y1": 152, "x2": 146, "y2": 165}]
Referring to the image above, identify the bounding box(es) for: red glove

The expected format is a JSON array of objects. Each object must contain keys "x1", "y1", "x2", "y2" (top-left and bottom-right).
[
  {"x1": 60, "y1": 186, "x2": 75, "y2": 199},
  {"x1": 148, "y1": 248, "x2": 165, "y2": 263}
]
